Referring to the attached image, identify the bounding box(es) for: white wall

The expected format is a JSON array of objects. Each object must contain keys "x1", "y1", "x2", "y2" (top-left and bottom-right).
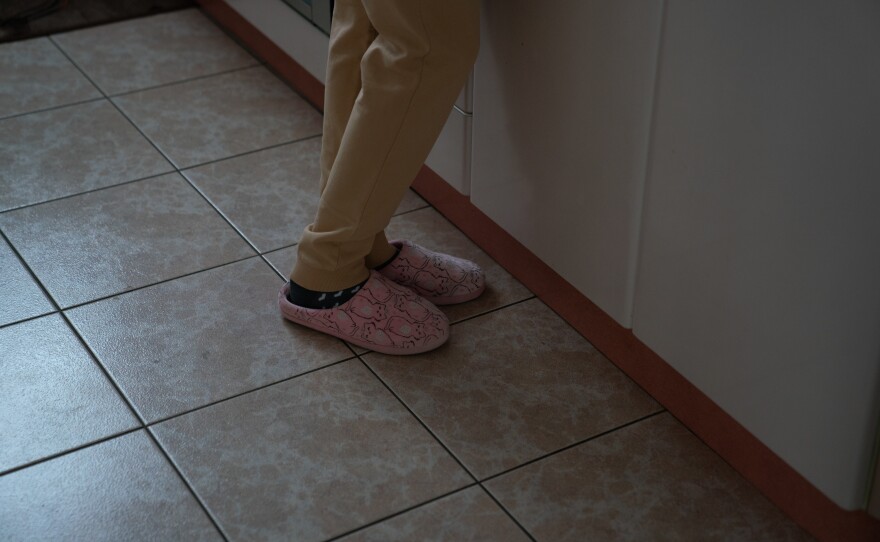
[
  {"x1": 470, "y1": 0, "x2": 664, "y2": 326},
  {"x1": 631, "y1": 0, "x2": 880, "y2": 509}
]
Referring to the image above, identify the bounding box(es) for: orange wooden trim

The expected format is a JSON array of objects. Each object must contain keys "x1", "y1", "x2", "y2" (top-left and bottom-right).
[
  {"x1": 197, "y1": 3, "x2": 880, "y2": 540},
  {"x1": 197, "y1": 0, "x2": 325, "y2": 112}
]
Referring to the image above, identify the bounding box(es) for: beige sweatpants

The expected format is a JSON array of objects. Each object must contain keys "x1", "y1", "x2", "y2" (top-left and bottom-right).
[{"x1": 290, "y1": 0, "x2": 480, "y2": 292}]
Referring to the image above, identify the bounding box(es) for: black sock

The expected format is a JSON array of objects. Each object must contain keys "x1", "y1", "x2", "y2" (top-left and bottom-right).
[
  {"x1": 286, "y1": 277, "x2": 368, "y2": 309},
  {"x1": 373, "y1": 246, "x2": 401, "y2": 271}
]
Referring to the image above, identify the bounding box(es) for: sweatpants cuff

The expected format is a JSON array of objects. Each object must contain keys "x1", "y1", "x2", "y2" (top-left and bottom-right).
[{"x1": 289, "y1": 259, "x2": 371, "y2": 293}]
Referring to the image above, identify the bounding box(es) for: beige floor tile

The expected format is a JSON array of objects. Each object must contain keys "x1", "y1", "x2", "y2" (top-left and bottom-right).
[
  {"x1": 153, "y1": 360, "x2": 472, "y2": 541},
  {"x1": 365, "y1": 298, "x2": 661, "y2": 479},
  {"x1": 0, "y1": 430, "x2": 221, "y2": 541},
  {"x1": 0, "y1": 314, "x2": 138, "y2": 473},
  {"x1": 0, "y1": 173, "x2": 254, "y2": 307},
  {"x1": 385, "y1": 207, "x2": 533, "y2": 322},
  {"x1": 67, "y1": 257, "x2": 353, "y2": 423},
  {"x1": 186, "y1": 136, "x2": 430, "y2": 253},
  {"x1": 263, "y1": 245, "x2": 299, "y2": 280},
  {"x1": 486, "y1": 413, "x2": 814, "y2": 542},
  {"x1": 185, "y1": 138, "x2": 322, "y2": 253},
  {"x1": 0, "y1": 237, "x2": 54, "y2": 327},
  {"x1": 0, "y1": 100, "x2": 172, "y2": 212},
  {"x1": 263, "y1": 245, "x2": 298, "y2": 279},
  {"x1": 53, "y1": 8, "x2": 258, "y2": 96},
  {"x1": 0, "y1": 37, "x2": 100, "y2": 119},
  {"x1": 338, "y1": 486, "x2": 530, "y2": 542},
  {"x1": 396, "y1": 189, "x2": 429, "y2": 215},
  {"x1": 113, "y1": 66, "x2": 322, "y2": 168}
]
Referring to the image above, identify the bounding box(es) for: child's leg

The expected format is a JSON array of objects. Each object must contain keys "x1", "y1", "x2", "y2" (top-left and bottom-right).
[
  {"x1": 291, "y1": 0, "x2": 480, "y2": 293},
  {"x1": 317, "y1": 0, "x2": 375, "y2": 197}
]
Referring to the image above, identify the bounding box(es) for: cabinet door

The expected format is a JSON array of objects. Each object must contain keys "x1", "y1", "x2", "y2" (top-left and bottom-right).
[
  {"x1": 470, "y1": 0, "x2": 663, "y2": 326},
  {"x1": 632, "y1": 0, "x2": 880, "y2": 510},
  {"x1": 427, "y1": 108, "x2": 472, "y2": 195}
]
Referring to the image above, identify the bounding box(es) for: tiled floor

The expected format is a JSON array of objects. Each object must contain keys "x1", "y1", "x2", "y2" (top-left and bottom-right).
[{"x1": 0, "y1": 8, "x2": 815, "y2": 542}]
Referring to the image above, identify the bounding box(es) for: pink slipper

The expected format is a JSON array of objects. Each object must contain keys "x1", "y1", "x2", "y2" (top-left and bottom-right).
[
  {"x1": 278, "y1": 271, "x2": 449, "y2": 355},
  {"x1": 378, "y1": 240, "x2": 485, "y2": 305}
]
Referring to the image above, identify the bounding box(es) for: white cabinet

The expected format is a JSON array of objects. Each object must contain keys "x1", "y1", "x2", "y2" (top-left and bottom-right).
[
  {"x1": 631, "y1": 0, "x2": 880, "y2": 509},
  {"x1": 426, "y1": 75, "x2": 474, "y2": 195},
  {"x1": 470, "y1": 0, "x2": 664, "y2": 326}
]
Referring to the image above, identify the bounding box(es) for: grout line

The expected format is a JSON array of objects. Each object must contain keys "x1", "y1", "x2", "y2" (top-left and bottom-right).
[
  {"x1": 261, "y1": 247, "x2": 291, "y2": 277},
  {"x1": 0, "y1": 170, "x2": 175, "y2": 216},
  {"x1": 58, "y1": 253, "x2": 260, "y2": 312},
  {"x1": 143, "y1": 427, "x2": 231, "y2": 541},
  {"x1": 356, "y1": 358, "x2": 479, "y2": 483},
  {"x1": 104, "y1": 101, "x2": 175, "y2": 169},
  {"x1": 248, "y1": 49, "x2": 323, "y2": 114},
  {"x1": 479, "y1": 409, "x2": 667, "y2": 485},
  {"x1": 105, "y1": 69, "x2": 323, "y2": 173},
  {"x1": 193, "y1": 7, "x2": 273, "y2": 69},
  {"x1": 178, "y1": 170, "x2": 264, "y2": 254},
  {"x1": 2, "y1": 320, "x2": 355, "y2": 487},
  {"x1": 353, "y1": 351, "x2": 665, "y2": 542},
  {"x1": 0, "y1": 234, "x2": 159, "y2": 480},
  {"x1": 145, "y1": 355, "x2": 358, "y2": 428},
  {"x1": 3, "y1": 198, "x2": 229, "y2": 535},
  {"x1": 0, "y1": 133, "x2": 323, "y2": 218},
  {"x1": 59, "y1": 310, "x2": 146, "y2": 422},
  {"x1": 46, "y1": 35, "x2": 183, "y2": 172},
  {"x1": 0, "y1": 95, "x2": 105, "y2": 122},
  {"x1": 535, "y1": 296, "x2": 666, "y2": 411},
  {"x1": 448, "y1": 295, "x2": 537, "y2": 327},
  {"x1": 0, "y1": 309, "x2": 59, "y2": 330},
  {"x1": 386, "y1": 202, "x2": 431, "y2": 219},
  {"x1": 48, "y1": 35, "x2": 319, "y2": 179},
  {"x1": 47, "y1": 37, "x2": 107, "y2": 98},
  {"x1": 5, "y1": 36, "x2": 319, "y2": 219},
  {"x1": 0, "y1": 229, "x2": 63, "y2": 315},
  {"x1": 475, "y1": 484, "x2": 538, "y2": 542},
  {"x1": 0, "y1": 63, "x2": 261, "y2": 125},
  {"x1": 107, "y1": 64, "x2": 261, "y2": 98},
  {"x1": 4, "y1": 178, "x2": 332, "y2": 540},
  {"x1": 47, "y1": 32, "x2": 328, "y2": 314},
  {"x1": 0, "y1": 426, "x2": 142, "y2": 478},
  {"x1": 179, "y1": 133, "x2": 322, "y2": 171},
  {"x1": 195, "y1": 2, "x2": 327, "y2": 113},
  {"x1": 321, "y1": 482, "x2": 482, "y2": 542}
]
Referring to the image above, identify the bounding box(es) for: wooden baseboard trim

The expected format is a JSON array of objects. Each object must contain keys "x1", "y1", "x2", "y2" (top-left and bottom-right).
[{"x1": 196, "y1": 2, "x2": 879, "y2": 540}]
